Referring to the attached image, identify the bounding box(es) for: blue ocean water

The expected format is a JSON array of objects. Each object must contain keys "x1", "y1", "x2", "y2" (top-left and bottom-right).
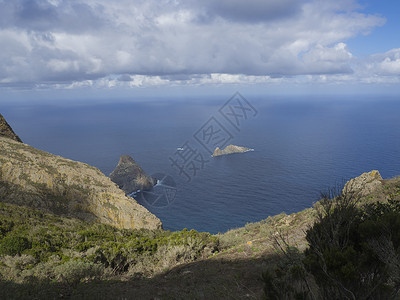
[{"x1": 2, "y1": 95, "x2": 400, "y2": 234}]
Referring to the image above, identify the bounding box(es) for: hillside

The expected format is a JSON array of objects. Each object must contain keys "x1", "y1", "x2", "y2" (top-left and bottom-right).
[
  {"x1": 0, "y1": 202, "x2": 217, "y2": 285},
  {"x1": 0, "y1": 113, "x2": 22, "y2": 143},
  {"x1": 0, "y1": 136, "x2": 161, "y2": 230},
  {"x1": 1, "y1": 167, "x2": 399, "y2": 298}
]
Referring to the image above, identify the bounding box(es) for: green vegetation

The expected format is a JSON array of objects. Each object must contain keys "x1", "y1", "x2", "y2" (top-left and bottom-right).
[
  {"x1": 305, "y1": 195, "x2": 400, "y2": 299},
  {"x1": 262, "y1": 188, "x2": 400, "y2": 299},
  {"x1": 0, "y1": 236, "x2": 31, "y2": 256},
  {"x1": 0, "y1": 202, "x2": 219, "y2": 285}
]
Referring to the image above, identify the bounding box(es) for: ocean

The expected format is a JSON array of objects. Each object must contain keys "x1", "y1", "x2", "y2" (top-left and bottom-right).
[{"x1": 2, "y1": 94, "x2": 400, "y2": 234}]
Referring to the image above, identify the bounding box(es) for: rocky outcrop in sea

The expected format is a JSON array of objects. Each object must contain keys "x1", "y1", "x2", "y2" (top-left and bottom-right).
[
  {"x1": 109, "y1": 155, "x2": 155, "y2": 195},
  {"x1": 212, "y1": 144, "x2": 253, "y2": 157}
]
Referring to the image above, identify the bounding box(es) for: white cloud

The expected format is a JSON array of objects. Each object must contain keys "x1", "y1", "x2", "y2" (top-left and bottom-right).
[
  {"x1": 301, "y1": 43, "x2": 353, "y2": 74},
  {"x1": 0, "y1": 0, "x2": 392, "y2": 89},
  {"x1": 374, "y1": 49, "x2": 400, "y2": 75},
  {"x1": 347, "y1": 48, "x2": 400, "y2": 85}
]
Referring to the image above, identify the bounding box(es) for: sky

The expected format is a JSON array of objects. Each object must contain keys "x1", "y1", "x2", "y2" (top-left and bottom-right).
[{"x1": 0, "y1": 0, "x2": 400, "y2": 100}]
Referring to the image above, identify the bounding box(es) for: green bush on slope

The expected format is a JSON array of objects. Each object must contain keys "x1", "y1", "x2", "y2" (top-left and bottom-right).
[
  {"x1": 0, "y1": 202, "x2": 219, "y2": 284},
  {"x1": 0, "y1": 236, "x2": 31, "y2": 256},
  {"x1": 263, "y1": 189, "x2": 400, "y2": 299},
  {"x1": 305, "y1": 195, "x2": 400, "y2": 299}
]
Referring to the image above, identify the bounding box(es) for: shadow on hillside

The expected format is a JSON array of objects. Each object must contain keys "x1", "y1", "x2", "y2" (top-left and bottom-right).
[
  {"x1": 0, "y1": 254, "x2": 270, "y2": 300},
  {"x1": 0, "y1": 180, "x2": 98, "y2": 222}
]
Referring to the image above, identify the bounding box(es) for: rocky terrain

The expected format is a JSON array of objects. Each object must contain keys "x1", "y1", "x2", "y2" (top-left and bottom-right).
[
  {"x1": 109, "y1": 155, "x2": 154, "y2": 195},
  {"x1": 343, "y1": 169, "x2": 383, "y2": 196},
  {"x1": 1, "y1": 167, "x2": 398, "y2": 299},
  {"x1": 0, "y1": 136, "x2": 161, "y2": 230},
  {"x1": 0, "y1": 113, "x2": 22, "y2": 143},
  {"x1": 212, "y1": 144, "x2": 253, "y2": 157}
]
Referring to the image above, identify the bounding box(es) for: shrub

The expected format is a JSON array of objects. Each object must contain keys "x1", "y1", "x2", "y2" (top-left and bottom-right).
[
  {"x1": 0, "y1": 220, "x2": 14, "y2": 238},
  {"x1": 54, "y1": 260, "x2": 104, "y2": 285},
  {"x1": 0, "y1": 254, "x2": 37, "y2": 283},
  {"x1": 0, "y1": 202, "x2": 220, "y2": 284},
  {"x1": 0, "y1": 236, "x2": 31, "y2": 256},
  {"x1": 262, "y1": 231, "x2": 314, "y2": 300},
  {"x1": 304, "y1": 191, "x2": 400, "y2": 299},
  {"x1": 262, "y1": 188, "x2": 400, "y2": 299}
]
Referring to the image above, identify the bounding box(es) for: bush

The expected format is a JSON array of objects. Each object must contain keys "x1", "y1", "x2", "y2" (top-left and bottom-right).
[
  {"x1": 0, "y1": 254, "x2": 37, "y2": 283},
  {"x1": 0, "y1": 202, "x2": 220, "y2": 284},
  {"x1": 0, "y1": 220, "x2": 14, "y2": 238},
  {"x1": 262, "y1": 230, "x2": 314, "y2": 300},
  {"x1": 54, "y1": 260, "x2": 104, "y2": 285},
  {"x1": 0, "y1": 236, "x2": 31, "y2": 256},
  {"x1": 304, "y1": 191, "x2": 400, "y2": 299},
  {"x1": 262, "y1": 188, "x2": 400, "y2": 299}
]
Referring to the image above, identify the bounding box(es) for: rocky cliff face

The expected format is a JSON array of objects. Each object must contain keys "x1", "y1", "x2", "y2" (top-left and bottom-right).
[
  {"x1": 212, "y1": 144, "x2": 252, "y2": 157},
  {"x1": 0, "y1": 137, "x2": 162, "y2": 230},
  {"x1": 0, "y1": 113, "x2": 22, "y2": 143},
  {"x1": 343, "y1": 170, "x2": 383, "y2": 197},
  {"x1": 109, "y1": 155, "x2": 154, "y2": 195}
]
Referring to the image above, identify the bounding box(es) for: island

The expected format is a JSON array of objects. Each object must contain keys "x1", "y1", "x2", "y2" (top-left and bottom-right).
[
  {"x1": 109, "y1": 155, "x2": 155, "y2": 195},
  {"x1": 212, "y1": 144, "x2": 254, "y2": 157}
]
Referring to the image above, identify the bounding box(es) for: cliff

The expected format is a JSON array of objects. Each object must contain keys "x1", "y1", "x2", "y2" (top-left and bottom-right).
[
  {"x1": 0, "y1": 136, "x2": 161, "y2": 230},
  {"x1": 0, "y1": 166, "x2": 398, "y2": 298},
  {"x1": 212, "y1": 144, "x2": 252, "y2": 157},
  {"x1": 109, "y1": 155, "x2": 154, "y2": 195},
  {"x1": 0, "y1": 113, "x2": 22, "y2": 143},
  {"x1": 343, "y1": 170, "x2": 383, "y2": 196}
]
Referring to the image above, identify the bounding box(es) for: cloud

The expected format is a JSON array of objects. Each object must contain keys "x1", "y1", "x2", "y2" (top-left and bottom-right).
[
  {"x1": 117, "y1": 74, "x2": 133, "y2": 82},
  {"x1": 193, "y1": 0, "x2": 302, "y2": 23},
  {"x1": 0, "y1": 0, "x2": 106, "y2": 33},
  {"x1": 370, "y1": 49, "x2": 400, "y2": 75},
  {"x1": 0, "y1": 0, "x2": 389, "y2": 89},
  {"x1": 300, "y1": 43, "x2": 353, "y2": 74}
]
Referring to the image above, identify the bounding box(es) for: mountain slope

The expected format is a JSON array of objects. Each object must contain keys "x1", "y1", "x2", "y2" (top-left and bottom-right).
[
  {"x1": 0, "y1": 113, "x2": 22, "y2": 143},
  {"x1": 0, "y1": 169, "x2": 398, "y2": 299},
  {"x1": 0, "y1": 136, "x2": 161, "y2": 230}
]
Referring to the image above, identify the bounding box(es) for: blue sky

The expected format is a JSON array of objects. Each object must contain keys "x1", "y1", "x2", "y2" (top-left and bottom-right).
[
  {"x1": 0, "y1": 0, "x2": 400, "y2": 100},
  {"x1": 346, "y1": 1, "x2": 400, "y2": 56}
]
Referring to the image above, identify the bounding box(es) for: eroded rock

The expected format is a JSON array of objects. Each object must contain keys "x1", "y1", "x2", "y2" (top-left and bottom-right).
[
  {"x1": 109, "y1": 155, "x2": 154, "y2": 195},
  {"x1": 343, "y1": 170, "x2": 383, "y2": 197}
]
